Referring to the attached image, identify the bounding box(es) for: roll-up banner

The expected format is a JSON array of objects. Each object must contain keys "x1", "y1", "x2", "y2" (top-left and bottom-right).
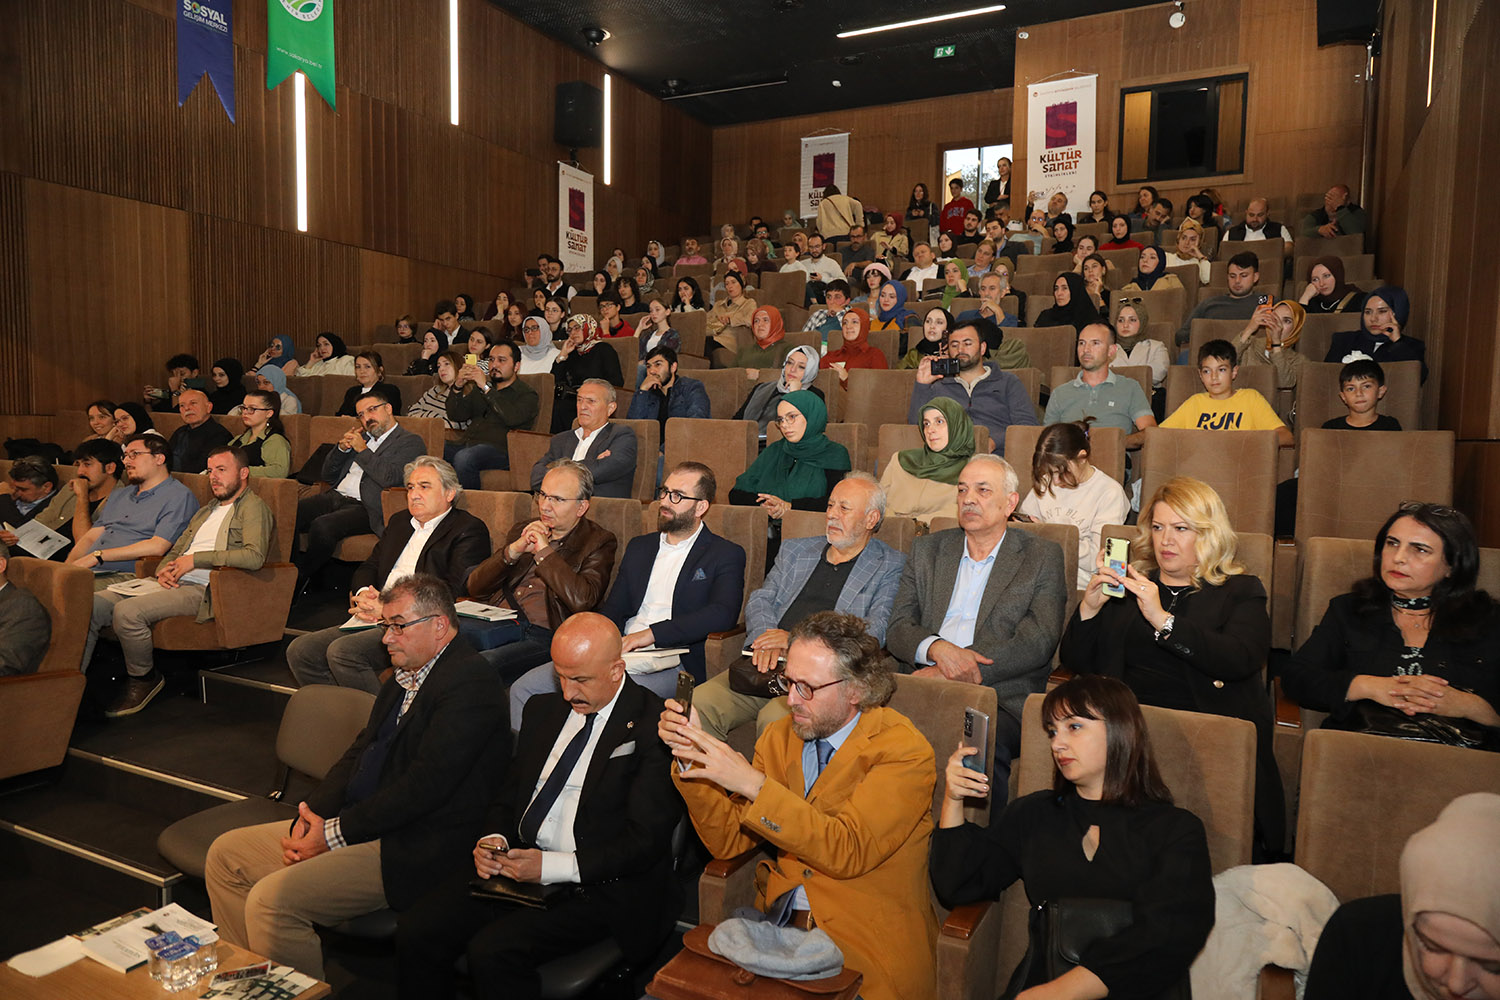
[
  {"x1": 558, "y1": 162, "x2": 595, "y2": 273},
  {"x1": 799, "y1": 132, "x2": 849, "y2": 220},
  {"x1": 1026, "y1": 75, "x2": 1097, "y2": 218},
  {"x1": 267, "y1": 0, "x2": 337, "y2": 109},
  {"x1": 177, "y1": 0, "x2": 236, "y2": 121}
]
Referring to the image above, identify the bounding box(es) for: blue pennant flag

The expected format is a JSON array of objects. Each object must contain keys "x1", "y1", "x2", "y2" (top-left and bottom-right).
[{"x1": 177, "y1": 0, "x2": 236, "y2": 122}]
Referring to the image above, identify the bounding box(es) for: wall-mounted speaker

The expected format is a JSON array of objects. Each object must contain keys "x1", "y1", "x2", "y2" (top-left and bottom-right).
[
  {"x1": 1316, "y1": 0, "x2": 1379, "y2": 46},
  {"x1": 555, "y1": 81, "x2": 602, "y2": 149}
]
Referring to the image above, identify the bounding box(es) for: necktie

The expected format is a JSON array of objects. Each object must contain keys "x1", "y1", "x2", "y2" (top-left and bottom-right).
[
  {"x1": 770, "y1": 738, "x2": 838, "y2": 927},
  {"x1": 517, "y1": 712, "x2": 596, "y2": 848}
]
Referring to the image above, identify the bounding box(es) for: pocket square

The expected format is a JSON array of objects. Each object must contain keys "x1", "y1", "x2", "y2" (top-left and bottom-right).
[
  {"x1": 609, "y1": 741, "x2": 637, "y2": 758},
  {"x1": 692, "y1": 568, "x2": 707, "y2": 581}
]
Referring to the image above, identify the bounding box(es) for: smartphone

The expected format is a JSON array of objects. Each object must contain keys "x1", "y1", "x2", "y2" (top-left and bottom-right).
[
  {"x1": 464, "y1": 353, "x2": 479, "y2": 367},
  {"x1": 962, "y1": 707, "x2": 990, "y2": 776},
  {"x1": 1256, "y1": 293, "x2": 1270, "y2": 306},
  {"x1": 674, "y1": 670, "x2": 695, "y2": 716},
  {"x1": 1103, "y1": 536, "x2": 1130, "y2": 598}
]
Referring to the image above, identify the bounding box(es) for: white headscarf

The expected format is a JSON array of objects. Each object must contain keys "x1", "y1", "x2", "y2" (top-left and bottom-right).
[
  {"x1": 1400, "y1": 792, "x2": 1500, "y2": 999},
  {"x1": 519, "y1": 316, "x2": 554, "y2": 362}
]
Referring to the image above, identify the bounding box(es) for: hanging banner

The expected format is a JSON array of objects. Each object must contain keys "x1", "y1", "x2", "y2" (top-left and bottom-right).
[
  {"x1": 799, "y1": 132, "x2": 849, "y2": 221},
  {"x1": 266, "y1": 0, "x2": 336, "y2": 109},
  {"x1": 558, "y1": 162, "x2": 594, "y2": 274},
  {"x1": 1026, "y1": 75, "x2": 1097, "y2": 219},
  {"x1": 177, "y1": 0, "x2": 236, "y2": 121}
]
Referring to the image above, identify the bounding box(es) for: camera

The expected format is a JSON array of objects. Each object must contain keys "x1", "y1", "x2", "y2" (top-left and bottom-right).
[{"x1": 930, "y1": 357, "x2": 961, "y2": 377}]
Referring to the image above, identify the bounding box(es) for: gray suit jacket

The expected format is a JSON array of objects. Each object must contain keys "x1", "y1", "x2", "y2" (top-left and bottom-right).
[
  {"x1": 530, "y1": 421, "x2": 639, "y2": 499},
  {"x1": 885, "y1": 527, "x2": 1067, "y2": 724},
  {"x1": 321, "y1": 423, "x2": 428, "y2": 535},
  {"x1": 0, "y1": 580, "x2": 51, "y2": 675},
  {"x1": 744, "y1": 536, "x2": 906, "y2": 645}
]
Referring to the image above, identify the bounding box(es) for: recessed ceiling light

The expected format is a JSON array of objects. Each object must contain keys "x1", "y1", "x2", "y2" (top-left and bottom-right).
[
  {"x1": 832, "y1": 79, "x2": 842, "y2": 87},
  {"x1": 836, "y1": 4, "x2": 1005, "y2": 39}
]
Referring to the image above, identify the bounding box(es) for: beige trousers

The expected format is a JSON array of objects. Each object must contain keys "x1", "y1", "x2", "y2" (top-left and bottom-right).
[{"x1": 692, "y1": 670, "x2": 792, "y2": 744}]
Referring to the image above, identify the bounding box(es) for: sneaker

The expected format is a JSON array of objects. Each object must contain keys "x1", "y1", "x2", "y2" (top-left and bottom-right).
[{"x1": 104, "y1": 672, "x2": 165, "y2": 718}]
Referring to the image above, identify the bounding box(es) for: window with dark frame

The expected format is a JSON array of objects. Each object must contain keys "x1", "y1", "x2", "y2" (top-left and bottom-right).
[{"x1": 1117, "y1": 73, "x2": 1248, "y2": 183}]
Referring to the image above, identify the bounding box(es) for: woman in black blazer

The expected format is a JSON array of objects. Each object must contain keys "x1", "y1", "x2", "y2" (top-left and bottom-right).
[
  {"x1": 336, "y1": 350, "x2": 404, "y2": 416},
  {"x1": 1059, "y1": 474, "x2": 1285, "y2": 858}
]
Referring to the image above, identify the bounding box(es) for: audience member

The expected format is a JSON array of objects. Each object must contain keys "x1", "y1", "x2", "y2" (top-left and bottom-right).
[
  {"x1": 207, "y1": 359, "x2": 246, "y2": 414},
  {"x1": 1299, "y1": 256, "x2": 1366, "y2": 314},
  {"x1": 0, "y1": 540, "x2": 50, "y2": 676},
  {"x1": 956, "y1": 209, "x2": 987, "y2": 248},
  {"x1": 1323, "y1": 359, "x2": 1402, "y2": 430},
  {"x1": 984, "y1": 158, "x2": 1012, "y2": 209},
  {"x1": 839, "y1": 223, "x2": 876, "y2": 276},
  {"x1": 796, "y1": 234, "x2": 844, "y2": 302},
  {"x1": 295, "y1": 332, "x2": 357, "y2": 378},
  {"x1": 143, "y1": 353, "x2": 205, "y2": 413},
  {"x1": 250, "y1": 364, "x2": 302, "y2": 415},
  {"x1": 628, "y1": 347, "x2": 711, "y2": 456},
  {"x1": 616, "y1": 275, "x2": 647, "y2": 316},
  {"x1": 396, "y1": 613, "x2": 680, "y2": 1000},
  {"x1": 906, "y1": 182, "x2": 934, "y2": 231},
  {"x1": 1019, "y1": 420, "x2": 1131, "y2": 588},
  {"x1": 932, "y1": 675, "x2": 1215, "y2": 999},
  {"x1": 1161, "y1": 340, "x2": 1294, "y2": 447},
  {"x1": 956, "y1": 272, "x2": 1019, "y2": 331},
  {"x1": 1300, "y1": 183, "x2": 1369, "y2": 240},
  {"x1": 287, "y1": 458, "x2": 490, "y2": 693},
  {"x1": 83, "y1": 399, "x2": 119, "y2": 441},
  {"x1": 334, "y1": 352, "x2": 402, "y2": 417},
  {"x1": 939, "y1": 177, "x2": 975, "y2": 236},
  {"x1": 462, "y1": 460, "x2": 617, "y2": 682},
  {"x1": 1130, "y1": 185, "x2": 1160, "y2": 226},
  {"x1": 733, "y1": 304, "x2": 791, "y2": 369},
  {"x1": 815, "y1": 185, "x2": 863, "y2": 243},
  {"x1": 402, "y1": 328, "x2": 449, "y2": 377},
  {"x1": 1166, "y1": 218, "x2": 1213, "y2": 285},
  {"x1": 885, "y1": 454, "x2": 1068, "y2": 776},
  {"x1": 852, "y1": 262, "x2": 890, "y2": 306},
  {"x1": 448, "y1": 341, "x2": 541, "y2": 488},
  {"x1": 166, "y1": 389, "x2": 232, "y2": 474},
  {"x1": 873, "y1": 212, "x2": 910, "y2": 260},
  {"x1": 462, "y1": 327, "x2": 496, "y2": 372},
  {"x1": 824, "y1": 308, "x2": 888, "y2": 389},
  {"x1": 405, "y1": 350, "x2": 468, "y2": 432},
  {"x1": 1121, "y1": 245, "x2": 1182, "y2": 296},
  {"x1": 0, "y1": 451, "x2": 104, "y2": 560},
  {"x1": 1228, "y1": 197, "x2": 1295, "y2": 256},
  {"x1": 806, "y1": 279, "x2": 853, "y2": 336},
  {"x1": 673, "y1": 237, "x2": 708, "y2": 273},
  {"x1": 1173, "y1": 252, "x2": 1265, "y2": 353},
  {"x1": 1044, "y1": 322, "x2": 1157, "y2": 446},
  {"x1": 113, "y1": 402, "x2": 162, "y2": 441},
  {"x1": 540, "y1": 255, "x2": 576, "y2": 299},
  {"x1": 1037, "y1": 272, "x2": 1104, "y2": 332},
  {"x1": 733, "y1": 345, "x2": 823, "y2": 437},
  {"x1": 899, "y1": 307, "x2": 952, "y2": 369},
  {"x1": 0, "y1": 457, "x2": 59, "y2": 534},
  {"x1": 528, "y1": 379, "x2": 638, "y2": 500},
  {"x1": 514, "y1": 316, "x2": 558, "y2": 375},
  {"x1": 207, "y1": 574, "x2": 508, "y2": 982},
  {"x1": 1049, "y1": 216, "x2": 1077, "y2": 255},
  {"x1": 903, "y1": 241, "x2": 941, "y2": 285},
  {"x1": 453, "y1": 292, "x2": 476, "y2": 320},
  {"x1": 729, "y1": 392, "x2": 851, "y2": 519},
  {"x1": 1282, "y1": 502, "x2": 1499, "y2": 741},
  {"x1": 1077, "y1": 189, "x2": 1116, "y2": 224},
  {"x1": 93, "y1": 447, "x2": 272, "y2": 716},
  {"x1": 878, "y1": 398, "x2": 976, "y2": 525},
  {"x1": 432, "y1": 301, "x2": 463, "y2": 347},
  {"x1": 252, "y1": 335, "x2": 298, "y2": 378},
  {"x1": 597, "y1": 294, "x2": 634, "y2": 340},
  {"x1": 910, "y1": 320, "x2": 1040, "y2": 455},
  {"x1": 1060, "y1": 475, "x2": 1284, "y2": 856},
  {"x1": 1326, "y1": 285, "x2": 1428, "y2": 382},
  {"x1": 933, "y1": 258, "x2": 971, "y2": 311},
  {"x1": 705, "y1": 272, "x2": 758, "y2": 362},
  {"x1": 48, "y1": 440, "x2": 125, "y2": 549},
  {"x1": 1100, "y1": 213, "x2": 1144, "y2": 251},
  {"x1": 1113, "y1": 298, "x2": 1170, "y2": 408},
  {"x1": 1235, "y1": 299, "x2": 1310, "y2": 389},
  {"x1": 634, "y1": 298, "x2": 679, "y2": 363},
  {"x1": 661, "y1": 611, "x2": 939, "y2": 1000}
]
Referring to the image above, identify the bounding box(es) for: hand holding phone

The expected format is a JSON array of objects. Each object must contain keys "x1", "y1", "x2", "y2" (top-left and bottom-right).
[
  {"x1": 961, "y1": 708, "x2": 990, "y2": 778},
  {"x1": 1103, "y1": 536, "x2": 1130, "y2": 599}
]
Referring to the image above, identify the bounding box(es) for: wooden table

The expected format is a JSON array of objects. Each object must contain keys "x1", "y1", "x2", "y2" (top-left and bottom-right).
[{"x1": 0, "y1": 939, "x2": 331, "y2": 999}]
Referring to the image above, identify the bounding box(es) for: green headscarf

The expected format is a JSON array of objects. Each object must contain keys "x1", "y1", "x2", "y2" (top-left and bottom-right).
[
  {"x1": 939, "y1": 258, "x2": 971, "y2": 311},
  {"x1": 896, "y1": 397, "x2": 976, "y2": 484},
  {"x1": 733, "y1": 390, "x2": 851, "y2": 499}
]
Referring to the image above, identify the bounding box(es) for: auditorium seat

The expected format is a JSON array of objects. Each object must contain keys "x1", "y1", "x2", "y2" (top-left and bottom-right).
[
  {"x1": 1048, "y1": 364, "x2": 1153, "y2": 406},
  {"x1": 672, "y1": 311, "x2": 708, "y2": 359},
  {"x1": 1292, "y1": 360, "x2": 1422, "y2": 432},
  {"x1": 492, "y1": 430, "x2": 552, "y2": 493},
  {"x1": 1194, "y1": 279, "x2": 1282, "y2": 306},
  {"x1": 1296, "y1": 314, "x2": 1347, "y2": 365},
  {"x1": 1109, "y1": 285, "x2": 1187, "y2": 329},
  {"x1": 585, "y1": 496, "x2": 646, "y2": 581},
  {"x1": 456, "y1": 489, "x2": 534, "y2": 555},
  {"x1": 754, "y1": 270, "x2": 807, "y2": 312},
  {"x1": 877, "y1": 423, "x2": 995, "y2": 471},
  {"x1": 1002, "y1": 424, "x2": 1125, "y2": 492},
  {"x1": 0, "y1": 558, "x2": 92, "y2": 780},
  {"x1": 663, "y1": 419, "x2": 757, "y2": 507},
  {"x1": 1293, "y1": 429, "x2": 1453, "y2": 541},
  {"x1": 1023, "y1": 295, "x2": 1057, "y2": 327},
  {"x1": 518, "y1": 372, "x2": 555, "y2": 433},
  {"x1": 1298, "y1": 234, "x2": 1365, "y2": 257},
  {"x1": 842, "y1": 368, "x2": 919, "y2": 431},
  {"x1": 1187, "y1": 317, "x2": 1255, "y2": 363},
  {"x1": 1163, "y1": 363, "x2": 1277, "y2": 419},
  {"x1": 1007, "y1": 325, "x2": 1078, "y2": 387},
  {"x1": 1215, "y1": 238, "x2": 1285, "y2": 275},
  {"x1": 1139, "y1": 427, "x2": 1279, "y2": 535},
  {"x1": 1097, "y1": 247, "x2": 1140, "y2": 277},
  {"x1": 828, "y1": 328, "x2": 901, "y2": 368},
  {"x1": 1015, "y1": 253, "x2": 1073, "y2": 277}
]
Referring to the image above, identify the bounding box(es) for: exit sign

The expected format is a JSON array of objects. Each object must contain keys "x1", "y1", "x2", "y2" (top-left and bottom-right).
[{"x1": 933, "y1": 44, "x2": 956, "y2": 58}]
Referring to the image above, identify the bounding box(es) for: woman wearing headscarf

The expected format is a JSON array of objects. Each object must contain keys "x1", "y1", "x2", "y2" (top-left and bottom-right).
[
  {"x1": 1049, "y1": 217, "x2": 1077, "y2": 254},
  {"x1": 1166, "y1": 218, "x2": 1212, "y2": 285},
  {"x1": 899, "y1": 307, "x2": 953, "y2": 369},
  {"x1": 706, "y1": 271, "x2": 758, "y2": 364},
  {"x1": 1305, "y1": 792, "x2": 1500, "y2": 1000},
  {"x1": 517, "y1": 315, "x2": 559, "y2": 375},
  {"x1": 744, "y1": 239, "x2": 778, "y2": 276},
  {"x1": 877, "y1": 397, "x2": 975, "y2": 524},
  {"x1": 870, "y1": 280, "x2": 914, "y2": 333},
  {"x1": 453, "y1": 293, "x2": 476, "y2": 320},
  {"x1": 934, "y1": 258, "x2": 970, "y2": 311},
  {"x1": 873, "y1": 213, "x2": 911, "y2": 260},
  {"x1": 111, "y1": 401, "x2": 162, "y2": 442},
  {"x1": 251, "y1": 334, "x2": 298, "y2": 377},
  {"x1": 645, "y1": 239, "x2": 666, "y2": 269},
  {"x1": 734, "y1": 345, "x2": 824, "y2": 436},
  {"x1": 1299, "y1": 256, "x2": 1366, "y2": 314},
  {"x1": 854, "y1": 261, "x2": 892, "y2": 305},
  {"x1": 296, "y1": 332, "x2": 356, "y2": 377},
  {"x1": 251, "y1": 363, "x2": 301, "y2": 415},
  {"x1": 733, "y1": 304, "x2": 789, "y2": 369},
  {"x1": 728, "y1": 390, "x2": 851, "y2": 518},
  {"x1": 1122, "y1": 245, "x2": 1183, "y2": 293},
  {"x1": 1326, "y1": 286, "x2": 1428, "y2": 382},
  {"x1": 208, "y1": 357, "x2": 246, "y2": 414},
  {"x1": 1235, "y1": 299, "x2": 1309, "y2": 388},
  {"x1": 403, "y1": 328, "x2": 450, "y2": 377},
  {"x1": 551, "y1": 314, "x2": 624, "y2": 433},
  {"x1": 824, "y1": 308, "x2": 889, "y2": 389},
  {"x1": 633, "y1": 260, "x2": 658, "y2": 295},
  {"x1": 1036, "y1": 272, "x2": 1102, "y2": 333},
  {"x1": 1113, "y1": 298, "x2": 1169, "y2": 413}
]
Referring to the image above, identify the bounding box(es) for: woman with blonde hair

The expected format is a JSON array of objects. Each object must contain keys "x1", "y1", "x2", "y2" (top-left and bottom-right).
[
  {"x1": 1060, "y1": 475, "x2": 1284, "y2": 858},
  {"x1": 1019, "y1": 419, "x2": 1130, "y2": 589}
]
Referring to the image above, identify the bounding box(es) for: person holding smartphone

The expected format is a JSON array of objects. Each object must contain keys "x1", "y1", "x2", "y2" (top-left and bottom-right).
[{"x1": 1058, "y1": 475, "x2": 1284, "y2": 859}]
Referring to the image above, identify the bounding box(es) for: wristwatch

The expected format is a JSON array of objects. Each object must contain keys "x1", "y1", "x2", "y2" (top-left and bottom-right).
[
  {"x1": 1153, "y1": 614, "x2": 1175, "y2": 642},
  {"x1": 91, "y1": 550, "x2": 105, "y2": 566}
]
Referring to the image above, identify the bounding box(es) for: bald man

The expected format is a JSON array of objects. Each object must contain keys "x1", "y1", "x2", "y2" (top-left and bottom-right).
[
  {"x1": 1226, "y1": 197, "x2": 1294, "y2": 256},
  {"x1": 396, "y1": 612, "x2": 681, "y2": 1000},
  {"x1": 1299, "y1": 184, "x2": 1369, "y2": 240},
  {"x1": 167, "y1": 389, "x2": 231, "y2": 474}
]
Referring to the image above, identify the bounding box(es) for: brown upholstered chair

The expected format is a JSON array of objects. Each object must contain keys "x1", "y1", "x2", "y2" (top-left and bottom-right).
[
  {"x1": 844, "y1": 368, "x2": 920, "y2": 431},
  {"x1": 1138, "y1": 427, "x2": 1279, "y2": 535},
  {"x1": 140, "y1": 476, "x2": 300, "y2": 652},
  {"x1": 481, "y1": 430, "x2": 552, "y2": 494},
  {"x1": 0, "y1": 558, "x2": 93, "y2": 780},
  {"x1": 516, "y1": 373, "x2": 555, "y2": 434},
  {"x1": 755, "y1": 270, "x2": 807, "y2": 312},
  {"x1": 455, "y1": 490, "x2": 534, "y2": 557},
  {"x1": 1163, "y1": 363, "x2": 1277, "y2": 419},
  {"x1": 1047, "y1": 365, "x2": 1153, "y2": 406},
  {"x1": 1002, "y1": 424, "x2": 1125, "y2": 493},
  {"x1": 1187, "y1": 317, "x2": 1253, "y2": 365},
  {"x1": 1015, "y1": 253, "x2": 1074, "y2": 276},
  {"x1": 699, "y1": 673, "x2": 1007, "y2": 1000},
  {"x1": 313, "y1": 374, "x2": 360, "y2": 415},
  {"x1": 689, "y1": 368, "x2": 757, "y2": 420},
  {"x1": 1008, "y1": 367, "x2": 1044, "y2": 411},
  {"x1": 1292, "y1": 361, "x2": 1422, "y2": 433},
  {"x1": 583, "y1": 496, "x2": 647, "y2": 582},
  {"x1": 1005, "y1": 326, "x2": 1077, "y2": 388},
  {"x1": 279, "y1": 414, "x2": 311, "y2": 471},
  {"x1": 1109, "y1": 285, "x2": 1187, "y2": 329},
  {"x1": 357, "y1": 341, "x2": 423, "y2": 373},
  {"x1": 1292, "y1": 429, "x2": 1454, "y2": 542},
  {"x1": 663, "y1": 419, "x2": 757, "y2": 507},
  {"x1": 876, "y1": 423, "x2": 994, "y2": 470},
  {"x1": 599, "y1": 337, "x2": 638, "y2": 376},
  {"x1": 1296, "y1": 314, "x2": 1345, "y2": 365},
  {"x1": 1215, "y1": 239, "x2": 1285, "y2": 276}
]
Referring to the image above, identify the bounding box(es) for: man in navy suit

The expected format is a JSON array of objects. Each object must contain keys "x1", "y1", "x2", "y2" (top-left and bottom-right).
[
  {"x1": 506, "y1": 461, "x2": 745, "y2": 723},
  {"x1": 528, "y1": 379, "x2": 638, "y2": 499},
  {"x1": 692, "y1": 471, "x2": 906, "y2": 742},
  {"x1": 395, "y1": 613, "x2": 681, "y2": 1000}
]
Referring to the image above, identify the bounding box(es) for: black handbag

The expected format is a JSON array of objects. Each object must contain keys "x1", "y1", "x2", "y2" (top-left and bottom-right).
[
  {"x1": 1004, "y1": 899, "x2": 1190, "y2": 1000},
  {"x1": 728, "y1": 656, "x2": 781, "y2": 698},
  {"x1": 1325, "y1": 698, "x2": 1500, "y2": 752}
]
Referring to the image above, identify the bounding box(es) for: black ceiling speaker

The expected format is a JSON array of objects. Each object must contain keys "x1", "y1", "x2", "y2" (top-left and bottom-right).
[
  {"x1": 555, "y1": 81, "x2": 602, "y2": 149},
  {"x1": 1316, "y1": 0, "x2": 1380, "y2": 46}
]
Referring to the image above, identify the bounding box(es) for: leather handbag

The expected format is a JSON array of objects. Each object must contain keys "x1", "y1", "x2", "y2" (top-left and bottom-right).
[
  {"x1": 728, "y1": 655, "x2": 781, "y2": 698},
  {"x1": 1326, "y1": 699, "x2": 1500, "y2": 752},
  {"x1": 1003, "y1": 899, "x2": 1190, "y2": 1000},
  {"x1": 647, "y1": 925, "x2": 862, "y2": 1000}
]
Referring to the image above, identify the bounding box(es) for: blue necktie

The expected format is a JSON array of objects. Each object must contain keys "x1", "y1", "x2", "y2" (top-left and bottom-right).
[
  {"x1": 769, "y1": 738, "x2": 837, "y2": 927},
  {"x1": 517, "y1": 713, "x2": 596, "y2": 848},
  {"x1": 810, "y1": 738, "x2": 834, "y2": 791}
]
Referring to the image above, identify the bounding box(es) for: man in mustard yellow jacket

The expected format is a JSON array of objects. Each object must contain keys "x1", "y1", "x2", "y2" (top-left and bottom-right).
[{"x1": 660, "y1": 611, "x2": 938, "y2": 1000}]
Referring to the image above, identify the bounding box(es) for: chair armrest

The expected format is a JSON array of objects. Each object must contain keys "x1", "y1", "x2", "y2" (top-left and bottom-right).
[
  {"x1": 136, "y1": 557, "x2": 162, "y2": 577},
  {"x1": 939, "y1": 901, "x2": 992, "y2": 940},
  {"x1": 0, "y1": 671, "x2": 88, "y2": 780},
  {"x1": 698, "y1": 845, "x2": 765, "y2": 924},
  {"x1": 704, "y1": 625, "x2": 747, "y2": 679},
  {"x1": 207, "y1": 564, "x2": 298, "y2": 647},
  {"x1": 937, "y1": 900, "x2": 1002, "y2": 1000},
  {"x1": 1274, "y1": 677, "x2": 1301, "y2": 728},
  {"x1": 703, "y1": 845, "x2": 760, "y2": 880},
  {"x1": 1257, "y1": 965, "x2": 1296, "y2": 1000}
]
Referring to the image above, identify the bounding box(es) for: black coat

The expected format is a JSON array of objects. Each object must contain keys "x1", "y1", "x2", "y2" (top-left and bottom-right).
[{"x1": 351, "y1": 506, "x2": 492, "y2": 598}]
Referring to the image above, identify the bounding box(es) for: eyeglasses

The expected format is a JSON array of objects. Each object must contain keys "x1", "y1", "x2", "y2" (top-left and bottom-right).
[
  {"x1": 355, "y1": 403, "x2": 390, "y2": 419},
  {"x1": 657, "y1": 487, "x2": 705, "y2": 504},
  {"x1": 122, "y1": 450, "x2": 152, "y2": 459},
  {"x1": 379, "y1": 614, "x2": 438, "y2": 635},
  {"x1": 768, "y1": 674, "x2": 847, "y2": 701},
  {"x1": 1398, "y1": 501, "x2": 1459, "y2": 517},
  {"x1": 243, "y1": 406, "x2": 274, "y2": 413},
  {"x1": 773, "y1": 414, "x2": 804, "y2": 427},
  {"x1": 534, "y1": 490, "x2": 581, "y2": 506}
]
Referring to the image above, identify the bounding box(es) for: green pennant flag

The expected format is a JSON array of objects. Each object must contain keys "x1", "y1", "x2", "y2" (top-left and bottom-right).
[{"x1": 267, "y1": 0, "x2": 336, "y2": 109}]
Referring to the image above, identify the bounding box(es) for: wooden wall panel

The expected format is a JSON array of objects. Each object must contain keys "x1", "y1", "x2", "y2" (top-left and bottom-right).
[
  {"x1": 1455, "y1": 443, "x2": 1500, "y2": 549},
  {"x1": 710, "y1": 91, "x2": 1014, "y2": 228},
  {"x1": 1011, "y1": 0, "x2": 1367, "y2": 213},
  {"x1": 0, "y1": 173, "x2": 28, "y2": 414}
]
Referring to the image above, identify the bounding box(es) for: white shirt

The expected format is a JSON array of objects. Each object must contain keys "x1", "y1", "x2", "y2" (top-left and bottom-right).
[
  {"x1": 802, "y1": 256, "x2": 844, "y2": 284},
  {"x1": 335, "y1": 423, "x2": 397, "y2": 500},
  {"x1": 179, "y1": 502, "x2": 234, "y2": 587},
  {"x1": 916, "y1": 532, "x2": 1005, "y2": 663},
  {"x1": 375, "y1": 508, "x2": 452, "y2": 592},
  {"x1": 571, "y1": 423, "x2": 608, "y2": 461},
  {"x1": 1019, "y1": 469, "x2": 1132, "y2": 589},
  {"x1": 906, "y1": 263, "x2": 939, "y2": 284},
  {"x1": 518, "y1": 347, "x2": 559, "y2": 375},
  {"x1": 623, "y1": 523, "x2": 703, "y2": 636},
  {"x1": 1238, "y1": 223, "x2": 1291, "y2": 249}
]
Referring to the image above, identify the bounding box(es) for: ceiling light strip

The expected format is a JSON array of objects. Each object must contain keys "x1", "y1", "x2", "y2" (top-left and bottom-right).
[
  {"x1": 662, "y1": 78, "x2": 789, "y2": 100},
  {"x1": 836, "y1": 4, "x2": 1005, "y2": 39}
]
